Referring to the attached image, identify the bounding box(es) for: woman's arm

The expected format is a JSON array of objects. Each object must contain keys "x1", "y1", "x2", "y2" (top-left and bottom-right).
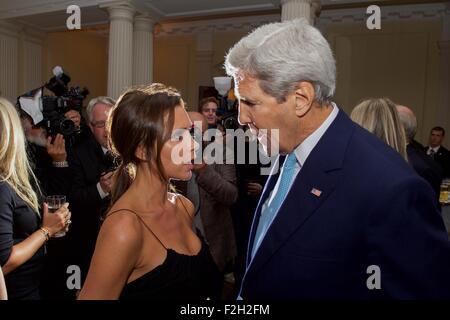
[
  {"x1": 78, "y1": 211, "x2": 142, "y2": 300},
  {"x1": 1, "y1": 203, "x2": 70, "y2": 275},
  {"x1": 0, "y1": 266, "x2": 7, "y2": 300}
]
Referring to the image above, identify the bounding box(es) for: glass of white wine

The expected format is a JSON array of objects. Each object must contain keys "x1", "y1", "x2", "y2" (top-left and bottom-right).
[
  {"x1": 440, "y1": 184, "x2": 449, "y2": 205},
  {"x1": 45, "y1": 195, "x2": 67, "y2": 237}
]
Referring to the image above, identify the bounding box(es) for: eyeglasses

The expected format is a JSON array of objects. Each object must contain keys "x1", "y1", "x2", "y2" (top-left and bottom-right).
[{"x1": 91, "y1": 120, "x2": 106, "y2": 128}]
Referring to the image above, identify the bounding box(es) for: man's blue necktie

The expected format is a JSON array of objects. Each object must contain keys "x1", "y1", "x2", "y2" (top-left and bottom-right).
[{"x1": 251, "y1": 152, "x2": 298, "y2": 259}]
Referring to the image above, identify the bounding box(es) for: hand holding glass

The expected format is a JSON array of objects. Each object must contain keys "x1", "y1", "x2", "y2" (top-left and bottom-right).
[{"x1": 45, "y1": 195, "x2": 68, "y2": 237}]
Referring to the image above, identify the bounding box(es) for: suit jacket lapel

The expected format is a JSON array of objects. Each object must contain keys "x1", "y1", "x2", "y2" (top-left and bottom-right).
[{"x1": 246, "y1": 109, "x2": 355, "y2": 274}]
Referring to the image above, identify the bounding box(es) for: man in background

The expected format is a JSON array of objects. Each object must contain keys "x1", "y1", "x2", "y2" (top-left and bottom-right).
[
  {"x1": 425, "y1": 126, "x2": 450, "y2": 178},
  {"x1": 67, "y1": 96, "x2": 116, "y2": 288}
]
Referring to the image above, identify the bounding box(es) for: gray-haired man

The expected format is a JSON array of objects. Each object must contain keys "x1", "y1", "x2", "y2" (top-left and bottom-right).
[
  {"x1": 226, "y1": 19, "x2": 450, "y2": 299},
  {"x1": 67, "y1": 96, "x2": 116, "y2": 286}
]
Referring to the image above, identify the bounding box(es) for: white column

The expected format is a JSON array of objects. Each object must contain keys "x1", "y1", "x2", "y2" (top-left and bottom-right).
[
  {"x1": 0, "y1": 22, "x2": 19, "y2": 103},
  {"x1": 105, "y1": 3, "x2": 134, "y2": 99},
  {"x1": 281, "y1": 0, "x2": 313, "y2": 23},
  {"x1": 133, "y1": 14, "x2": 154, "y2": 86}
]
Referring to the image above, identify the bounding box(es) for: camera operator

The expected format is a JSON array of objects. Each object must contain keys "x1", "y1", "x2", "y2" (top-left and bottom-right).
[
  {"x1": 20, "y1": 111, "x2": 72, "y2": 197},
  {"x1": 67, "y1": 96, "x2": 116, "y2": 285}
]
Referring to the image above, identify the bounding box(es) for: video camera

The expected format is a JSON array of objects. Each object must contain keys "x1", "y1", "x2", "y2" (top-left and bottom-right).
[
  {"x1": 17, "y1": 66, "x2": 89, "y2": 137},
  {"x1": 217, "y1": 93, "x2": 240, "y2": 130}
]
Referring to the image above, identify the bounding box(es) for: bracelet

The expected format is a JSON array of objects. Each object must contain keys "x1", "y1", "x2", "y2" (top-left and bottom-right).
[
  {"x1": 52, "y1": 161, "x2": 68, "y2": 168},
  {"x1": 39, "y1": 227, "x2": 50, "y2": 242}
]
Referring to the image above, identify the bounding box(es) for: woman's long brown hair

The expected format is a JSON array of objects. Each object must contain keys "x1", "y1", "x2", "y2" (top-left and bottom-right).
[{"x1": 106, "y1": 83, "x2": 182, "y2": 205}]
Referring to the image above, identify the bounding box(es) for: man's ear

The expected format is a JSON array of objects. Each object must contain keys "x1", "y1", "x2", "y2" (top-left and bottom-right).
[
  {"x1": 294, "y1": 81, "x2": 315, "y2": 117},
  {"x1": 135, "y1": 144, "x2": 148, "y2": 161}
]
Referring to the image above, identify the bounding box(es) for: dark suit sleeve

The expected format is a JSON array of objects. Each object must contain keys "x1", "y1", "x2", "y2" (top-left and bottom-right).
[
  {"x1": 0, "y1": 184, "x2": 13, "y2": 266},
  {"x1": 444, "y1": 150, "x2": 450, "y2": 178},
  {"x1": 367, "y1": 176, "x2": 450, "y2": 299},
  {"x1": 196, "y1": 164, "x2": 238, "y2": 206},
  {"x1": 69, "y1": 150, "x2": 103, "y2": 209},
  {"x1": 41, "y1": 167, "x2": 72, "y2": 196},
  {"x1": 419, "y1": 166, "x2": 443, "y2": 197}
]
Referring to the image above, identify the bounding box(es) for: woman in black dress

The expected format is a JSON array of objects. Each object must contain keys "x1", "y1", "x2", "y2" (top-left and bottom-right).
[
  {"x1": 79, "y1": 84, "x2": 221, "y2": 300},
  {"x1": 0, "y1": 98, "x2": 71, "y2": 300}
]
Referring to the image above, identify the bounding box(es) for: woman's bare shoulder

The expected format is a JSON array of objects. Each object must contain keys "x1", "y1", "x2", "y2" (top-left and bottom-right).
[{"x1": 100, "y1": 208, "x2": 143, "y2": 249}]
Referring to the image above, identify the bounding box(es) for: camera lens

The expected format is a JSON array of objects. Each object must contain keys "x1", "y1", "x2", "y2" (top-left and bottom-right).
[
  {"x1": 59, "y1": 118, "x2": 75, "y2": 135},
  {"x1": 223, "y1": 116, "x2": 240, "y2": 130}
]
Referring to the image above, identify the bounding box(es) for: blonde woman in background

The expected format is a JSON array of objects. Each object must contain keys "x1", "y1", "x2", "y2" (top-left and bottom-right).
[
  {"x1": 0, "y1": 98, "x2": 70, "y2": 300},
  {"x1": 350, "y1": 97, "x2": 408, "y2": 161}
]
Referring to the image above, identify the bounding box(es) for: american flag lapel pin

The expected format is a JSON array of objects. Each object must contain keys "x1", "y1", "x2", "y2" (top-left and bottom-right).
[{"x1": 311, "y1": 188, "x2": 322, "y2": 197}]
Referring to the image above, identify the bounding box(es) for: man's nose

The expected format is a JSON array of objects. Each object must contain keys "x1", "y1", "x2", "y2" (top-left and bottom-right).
[{"x1": 238, "y1": 102, "x2": 251, "y2": 125}]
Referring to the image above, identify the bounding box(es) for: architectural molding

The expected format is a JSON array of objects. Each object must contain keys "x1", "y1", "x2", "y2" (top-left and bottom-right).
[
  {"x1": 0, "y1": 0, "x2": 120, "y2": 20},
  {"x1": 0, "y1": 21, "x2": 45, "y2": 44},
  {"x1": 102, "y1": 2, "x2": 135, "y2": 23},
  {"x1": 134, "y1": 14, "x2": 155, "y2": 32},
  {"x1": 152, "y1": 3, "x2": 446, "y2": 37},
  {"x1": 317, "y1": 2, "x2": 448, "y2": 26},
  {"x1": 155, "y1": 14, "x2": 280, "y2": 37},
  {"x1": 0, "y1": 21, "x2": 21, "y2": 37}
]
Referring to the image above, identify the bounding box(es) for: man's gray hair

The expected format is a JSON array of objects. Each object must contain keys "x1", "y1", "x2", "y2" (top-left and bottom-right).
[
  {"x1": 85, "y1": 96, "x2": 115, "y2": 123},
  {"x1": 397, "y1": 106, "x2": 417, "y2": 141},
  {"x1": 225, "y1": 19, "x2": 336, "y2": 104}
]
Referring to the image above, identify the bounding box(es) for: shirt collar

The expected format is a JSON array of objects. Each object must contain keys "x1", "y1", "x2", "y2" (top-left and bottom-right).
[
  {"x1": 429, "y1": 146, "x2": 440, "y2": 153},
  {"x1": 292, "y1": 102, "x2": 339, "y2": 167}
]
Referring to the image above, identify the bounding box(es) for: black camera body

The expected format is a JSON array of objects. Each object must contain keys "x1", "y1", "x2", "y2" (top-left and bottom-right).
[
  {"x1": 221, "y1": 111, "x2": 240, "y2": 130},
  {"x1": 41, "y1": 87, "x2": 87, "y2": 136},
  {"x1": 217, "y1": 95, "x2": 239, "y2": 130},
  {"x1": 18, "y1": 66, "x2": 89, "y2": 138}
]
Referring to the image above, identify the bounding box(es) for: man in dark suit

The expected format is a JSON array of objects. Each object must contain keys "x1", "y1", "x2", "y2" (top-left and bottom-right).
[
  {"x1": 425, "y1": 126, "x2": 450, "y2": 179},
  {"x1": 67, "y1": 96, "x2": 116, "y2": 284},
  {"x1": 396, "y1": 105, "x2": 443, "y2": 199},
  {"x1": 225, "y1": 19, "x2": 450, "y2": 299}
]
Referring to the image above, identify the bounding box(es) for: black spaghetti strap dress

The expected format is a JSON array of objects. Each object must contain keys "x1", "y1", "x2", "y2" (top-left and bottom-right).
[{"x1": 107, "y1": 208, "x2": 222, "y2": 300}]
